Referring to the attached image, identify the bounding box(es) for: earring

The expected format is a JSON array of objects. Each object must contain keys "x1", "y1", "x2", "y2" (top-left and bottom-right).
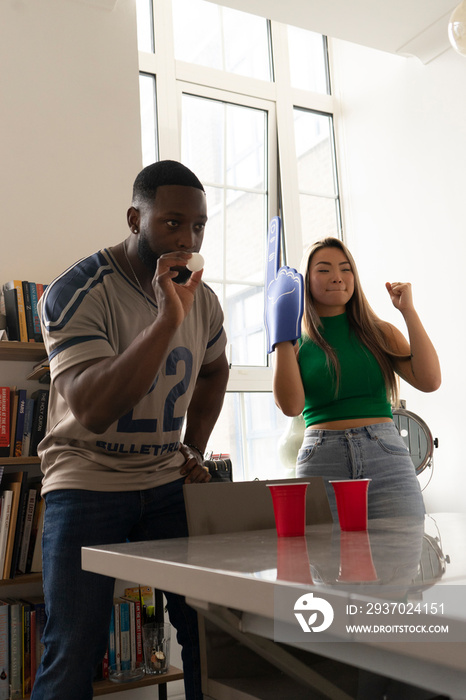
[{"x1": 133, "y1": 228, "x2": 138, "y2": 234}]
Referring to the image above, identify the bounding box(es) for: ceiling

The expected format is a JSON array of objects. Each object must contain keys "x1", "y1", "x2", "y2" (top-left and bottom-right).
[{"x1": 206, "y1": 0, "x2": 458, "y2": 63}]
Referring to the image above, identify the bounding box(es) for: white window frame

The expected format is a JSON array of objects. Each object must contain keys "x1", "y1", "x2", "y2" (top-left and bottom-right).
[{"x1": 137, "y1": 0, "x2": 343, "y2": 394}]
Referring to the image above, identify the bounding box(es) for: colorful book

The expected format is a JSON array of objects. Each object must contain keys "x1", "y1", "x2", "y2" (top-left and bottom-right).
[
  {"x1": 0, "y1": 388, "x2": 10, "y2": 458},
  {"x1": 119, "y1": 601, "x2": 131, "y2": 671},
  {"x1": 8, "y1": 389, "x2": 19, "y2": 458},
  {"x1": 108, "y1": 606, "x2": 116, "y2": 670},
  {"x1": 0, "y1": 600, "x2": 9, "y2": 700},
  {"x1": 14, "y1": 390, "x2": 27, "y2": 457}
]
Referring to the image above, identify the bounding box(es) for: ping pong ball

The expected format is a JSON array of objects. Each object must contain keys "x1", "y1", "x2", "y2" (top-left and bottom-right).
[{"x1": 187, "y1": 252, "x2": 204, "y2": 272}]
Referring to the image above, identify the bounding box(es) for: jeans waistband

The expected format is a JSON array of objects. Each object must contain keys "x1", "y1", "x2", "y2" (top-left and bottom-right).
[{"x1": 305, "y1": 421, "x2": 395, "y2": 438}]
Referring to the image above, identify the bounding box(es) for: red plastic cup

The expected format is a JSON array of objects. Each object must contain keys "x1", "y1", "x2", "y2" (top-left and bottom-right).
[
  {"x1": 266, "y1": 482, "x2": 309, "y2": 537},
  {"x1": 329, "y1": 479, "x2": 371, "y2": 531}
]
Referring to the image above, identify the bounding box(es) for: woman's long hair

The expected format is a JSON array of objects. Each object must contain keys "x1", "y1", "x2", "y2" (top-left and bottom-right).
[{"x1": 300, "y1": 237, "x2": 407, "y2": 406}]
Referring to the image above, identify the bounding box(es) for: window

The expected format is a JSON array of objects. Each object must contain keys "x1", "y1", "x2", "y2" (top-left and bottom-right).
[{"x1": 135, "y1": 0, "x2": 342, "y2": 477}]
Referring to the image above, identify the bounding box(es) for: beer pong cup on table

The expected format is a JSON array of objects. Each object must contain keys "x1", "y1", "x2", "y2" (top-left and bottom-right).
[
  {"x1": 329, "y1": 479, "x2": 371, "y2": 531},
  {"x1": 266, "y1": 482, "x2": 309, "y2": 537}
]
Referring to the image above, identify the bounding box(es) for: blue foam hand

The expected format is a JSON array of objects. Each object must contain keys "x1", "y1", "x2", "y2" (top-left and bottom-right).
[{"x1": 264, "y1": 216, "x2": 304, "y2": 354}]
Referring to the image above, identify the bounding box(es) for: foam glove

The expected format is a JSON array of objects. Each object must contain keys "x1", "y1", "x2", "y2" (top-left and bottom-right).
[{"x1": 264, "y1": 216, "x2": 304, "y2": 354}]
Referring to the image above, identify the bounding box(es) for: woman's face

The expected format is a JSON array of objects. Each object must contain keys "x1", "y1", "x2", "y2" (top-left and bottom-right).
[{"x1": 308, "y1": 246, "x2": 355, "y2": 316}]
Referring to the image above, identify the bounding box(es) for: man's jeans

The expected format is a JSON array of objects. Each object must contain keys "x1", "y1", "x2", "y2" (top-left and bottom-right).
[{"x1": 31, "y1": 478, "x2": 202, "y2": 700}]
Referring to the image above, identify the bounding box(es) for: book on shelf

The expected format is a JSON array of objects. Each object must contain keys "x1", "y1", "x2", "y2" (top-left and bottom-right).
[
  {"x1": 13, "y1": 389, "x2": 27, "y2": 457},
  {"x1": 8, "y1": 389, "x2": 19, "y2": 458},
  {"x1": 3, "y1": 598, "x2": 22, "y2": 699},
  {"x1": 21, "y1": 601, "x2": 31, "y2": 696},
  {"x1": 21, "y1": 398, "x2": 35, "y2": 457},
  {"x1": 1, "y1": 472, "x2": 27, "y2": 580},
  {"x1": 3, "y1": 289, "x2": 20, "y2": 343},
  {"x1": 119, "y1": 600, "x2": 131, "y2": 672},
  {"x1": 120, "y1": 595, "x2": 143, "y2": 668},
  {"x1": 9, "y1": 472, "x2": 32, "y2": 579},
  {"x1": 0, "y1": 492, "x2": 13, "y2": 578},
  {"x1": 17, "y1": 486, "x2": 38, "y2": 575},
  {"x1": 2, "y1": 280, "x2": 46, "y2": 343},
  {"x1": 30, "y1": 389, "x2": 49, "y2": 457},
  {"x1": 0, "y1": 388, "x2": 10, "y2": 458},
  {"x1": 3, "y1": 282, "x2": 27, "y2": 343},
  {"x1": 0, "y1": 599, "x2": 9, "y2": 700}
]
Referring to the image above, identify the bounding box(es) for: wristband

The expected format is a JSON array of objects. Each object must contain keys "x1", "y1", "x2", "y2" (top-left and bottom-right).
[{"x1": 185, "y1": 443, "x2": 204, "y2": 460}]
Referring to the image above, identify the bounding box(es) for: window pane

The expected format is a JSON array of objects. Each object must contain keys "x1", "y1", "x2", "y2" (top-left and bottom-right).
[
  {"x1": 136, "y1": 0, "x2": 154, "y2": 53},
  {"x1": 299, "y1": 194, "x2": 340, "y2": 246},
  {"x1": 172, "y1": 0, "x2": 271, "y2": 81},
  {"x1": 288, "y1": 26, "x2": 329, "y2": 94},
  {"x1": 226, "y1": 285, "x2": 265, "y2": 366},
  {"x1": 139, "y1": 73, "x2": 158, "y2": 167},
  {"x1": 206, "y1": 393, "x2": 291, "y2": 481},
  {"x1": 182, "y1": 94, "x2": 269, "y2": 367},
  {"x1": 294, "y1": 109, "x2": 337, "y2": 194}
]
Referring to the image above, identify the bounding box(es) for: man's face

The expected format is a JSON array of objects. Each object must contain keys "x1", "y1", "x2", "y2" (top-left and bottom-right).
[{"x1": 136, "y1": 184, "x2": 207, "y2": 279}]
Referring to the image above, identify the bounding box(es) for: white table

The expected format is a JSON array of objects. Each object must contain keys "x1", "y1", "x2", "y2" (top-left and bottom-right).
[{"x1": 82, "y1": 513, "x2": 466, "y2": 700}]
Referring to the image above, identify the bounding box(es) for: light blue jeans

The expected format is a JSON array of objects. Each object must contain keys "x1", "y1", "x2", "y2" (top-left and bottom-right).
[
  {"x1": 31, "y1": 478, "x2": 202, "y2": 700},
  {"x1": 296, "y1": 422, "x2": 425, "y2": 521}
]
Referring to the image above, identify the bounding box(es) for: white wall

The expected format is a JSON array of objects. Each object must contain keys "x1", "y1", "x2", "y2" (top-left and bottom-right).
[
  {"x1": 0, "y1": 0, "x2": 142, "y2": 285},
  {"x1": 332, "y1": 40, "x2": 466, "y2": 513}
]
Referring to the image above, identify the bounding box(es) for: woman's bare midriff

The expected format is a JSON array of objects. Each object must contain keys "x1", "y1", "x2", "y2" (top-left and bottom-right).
[{"x1": 308, "y1": 417, "x2": 393, "y2": 430}]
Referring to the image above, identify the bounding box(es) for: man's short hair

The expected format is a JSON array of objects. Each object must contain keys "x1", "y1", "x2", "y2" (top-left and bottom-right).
[{"x1": 132, "y1": 160, "x2": 205, "y2": 206}]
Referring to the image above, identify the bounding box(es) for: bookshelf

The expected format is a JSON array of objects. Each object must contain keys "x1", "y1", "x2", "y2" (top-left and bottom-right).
[{"x1": 0, "y1": 341, "x2": 184, "y2": 698}]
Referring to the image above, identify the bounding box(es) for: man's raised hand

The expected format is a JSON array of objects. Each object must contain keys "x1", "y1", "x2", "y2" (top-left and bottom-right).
[{"x1": 264, "y1": 216, "x2": 304, "y2": 353}]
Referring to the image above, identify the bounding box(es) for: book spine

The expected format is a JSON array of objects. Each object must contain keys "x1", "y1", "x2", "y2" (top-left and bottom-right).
[
  {"x1": 0, "y1": 492, "x2": 13, "y2": 581},
  {"x1": 133, "y1": 598, "x2": 143, "y2": 666},
  {"x1": 30, "y1": 609, "x2": 37, "y2": 689},
  {"x1": 127, "y1": 600, "x2": 136, "y2": 669},
  {"x1": 18, "y1": 490, "x2": 37, "y2": 574},
  {"x1": 21, "y1": 282, "x2": 35, "y2": 343},
  {"x1": 28, "y1": 283, "x2": 43, "y2": 342},
  {"x1": 119, "y1": 601, "x2": 131, "y2": 671},
  {"x1": 0, "y1": 603, "x2": 9, "y2": 700},
  {"x1": 0, "y1": 388, "x2": 10, "y2": 458},
  {"x1": 9, "y1": 602, "x2": 22, "y2": 699},
  {"x1": 108, "y1": 606, "x2": 116, "y2": 669},
  {"x1": 30, "y1": 390, "x2": 49, "y2": 457},
  {"x1": 3, "y1": 288, "x2": 20, "y2": 342},
  {"x1": 114, "y1": 602, "x2": 121, "y2": 672},
  {"x1": 22, "y1": 604, "x2": 31, "y2": 695},
  {"x1": 14, "y1": 389, "x2": 27, "y2": 457},
  {"x1": 12, "y1": 282, "x2": 28, "y2": 343},
  {"x1": 21, "y1": 398, "x2": 35, "y2": 458}
]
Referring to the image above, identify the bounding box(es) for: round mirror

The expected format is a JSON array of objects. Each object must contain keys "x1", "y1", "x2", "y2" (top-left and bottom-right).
[{"x1": 392, "y1": 407, "x2": 436, "y2": 476}]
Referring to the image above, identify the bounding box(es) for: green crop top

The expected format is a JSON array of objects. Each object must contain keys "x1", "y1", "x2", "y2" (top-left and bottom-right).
[{"x1": 298, "y1": 313, "x2": 392, "y2": 427}]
